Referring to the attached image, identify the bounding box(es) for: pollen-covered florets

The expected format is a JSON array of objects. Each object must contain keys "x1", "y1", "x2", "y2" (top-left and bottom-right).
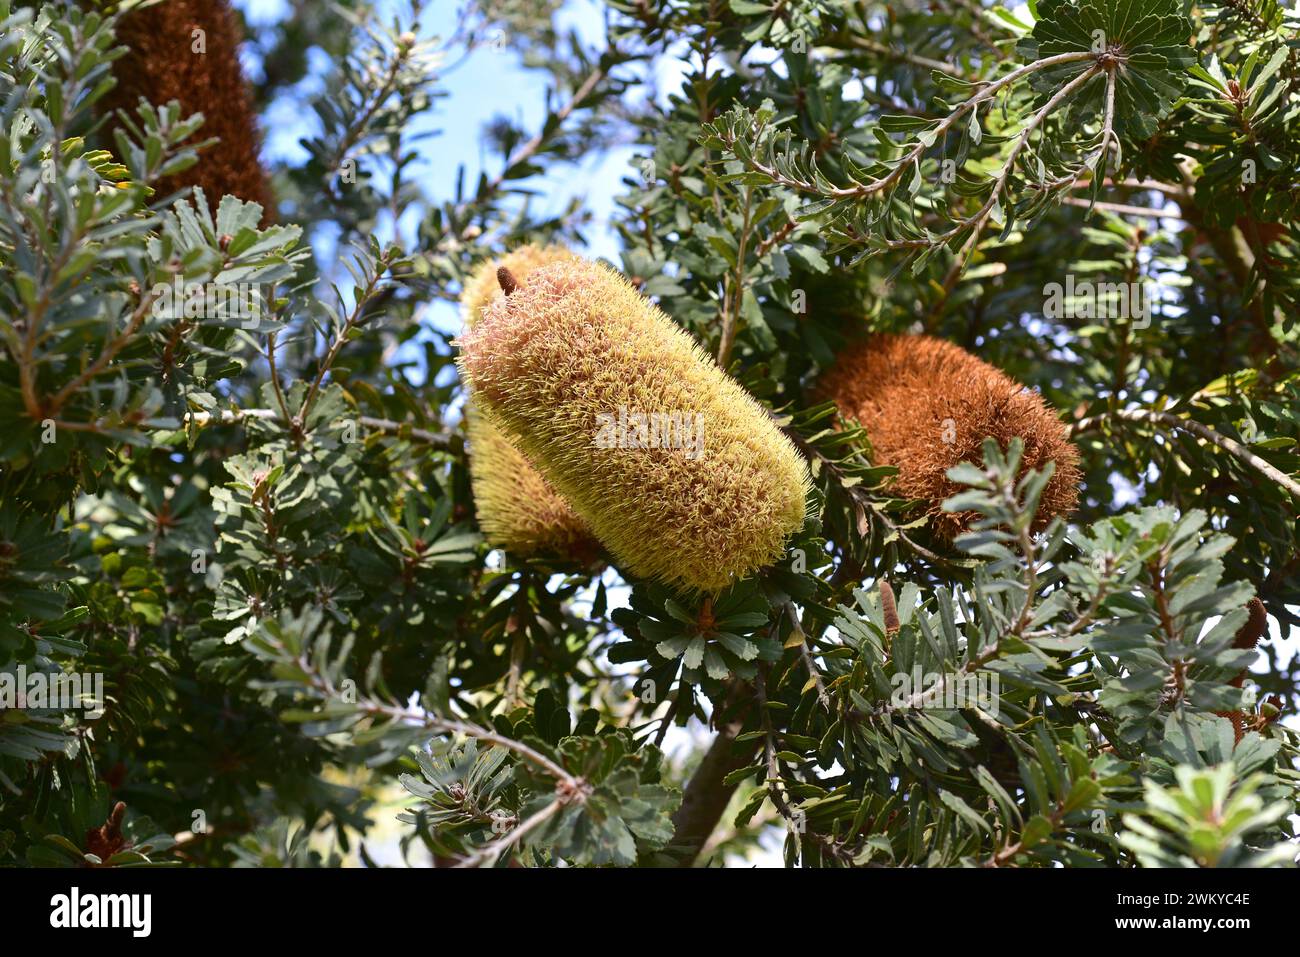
[
  {"x1": 817, "y1": 333, "x2": 1080, "y2": 538},
  {"x1": 461, "y1": 245, "x2": 576, "y2": 329},
  {"x1": 465, "y1": 403, "x2": 600, "y2": 561},
  {"x1": 460, "y1": 245, "x2": 597, "y2": 560},
  {"x1": 458, "y1": 258, "x2": 812, "y2": 594}
]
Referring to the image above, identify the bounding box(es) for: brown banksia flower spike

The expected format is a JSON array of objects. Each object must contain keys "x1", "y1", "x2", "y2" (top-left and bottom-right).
[
  {"x1": 103, "y1": 0, "x2": 274, "y2": 220},
  {"x1": 817, "y1": 333, "x2": 1081, "y2": 538},
  {"x1": 458, "y1": 257, "x2": 812, "y2": 595},
  {"x1": 1215, "y1": 597, "x2": 1268, "y2": 744},
  {"x1": 461, "y1": 245, "x2": 599, "y2": 561},
  {"x1": 84, "y1": 801, "x2": 131, "y2": 864},
  {"x1": 879, "y1": 578, "x2": 900, "y2": 640}
]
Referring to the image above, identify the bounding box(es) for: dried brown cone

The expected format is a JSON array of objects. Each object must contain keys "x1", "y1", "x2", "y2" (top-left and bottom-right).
[
  {"x1": 1214, "y1": 597, "x2": 1269, "y2": 744},
  {"x1": 817, "y1": 334, "x2": 1081, "y2": 538},
  {"x1": 102, "y1": 0, "x2": 274, "y2": 220},
  {"x1": 879, "y1": 579, "x2": 900, "y2": 643}
]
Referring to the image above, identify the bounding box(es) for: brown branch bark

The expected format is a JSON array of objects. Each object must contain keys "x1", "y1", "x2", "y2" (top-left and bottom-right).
[{"x1": 668, "y1": 685, "x2": 758, "y2": 866}]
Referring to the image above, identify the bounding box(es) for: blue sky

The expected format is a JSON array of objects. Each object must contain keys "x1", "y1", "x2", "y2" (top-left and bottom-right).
[{"x1": 240, "y1": 0, "x2": 643, "y2": 338}]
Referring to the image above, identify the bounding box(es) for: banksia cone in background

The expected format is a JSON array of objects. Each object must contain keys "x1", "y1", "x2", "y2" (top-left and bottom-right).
[
  {"x1": 103, "y1": 0, "x2": 273, "y2": 218},
  {"x1": 461, "y1": 245, "x2": 598, "y2": 560},
  {"x1": 458, "y1": 258, "x2": 812, "y2": 594},
  {"x1": 1215, "y1": 597, "x2": 1269, "y2": 744},
  {"x1": 818, "y1": 334, "x2": 1080, "y2": 538},
  {"x1": 465, "y1": 404, "x2": 601, "y2": 562}
]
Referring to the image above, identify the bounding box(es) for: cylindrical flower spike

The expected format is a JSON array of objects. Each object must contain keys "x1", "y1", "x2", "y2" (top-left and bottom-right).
[
  {"x1": 1215, "y1": 597, "x2": 1268, "y2": 743},
  {"x1": 817, "y1": 334, "x2": 1080, "y2": 538},
  {"x1": 461, "y1": 246, "x2": 598, "y2": 560},
  {"x1": 465, "y1": 402, "x2": 601, "y2": 562},
  {"x1": 103, "y1": 0, "x2": 274, "y2": 219},
  {"x1": 459, "y1": 258, "x2": 812, "y2": 594}
]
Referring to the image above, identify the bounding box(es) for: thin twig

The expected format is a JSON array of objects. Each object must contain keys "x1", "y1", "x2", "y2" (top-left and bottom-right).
[
  {"x1": 481, "y1": 57, "x2": 613, "y2": 200},
  {"x1": 829, "y1": 35, "x2": 971, "y2": 78},
  {"x1": 717, "y1": 187, "x2": 754, "y2": 368},
  {"x1": 264, "y1": 331, "x2": 294, "y2": 425},
  {"x1": 453, "y1": 797, "x2": 564, "y2": 869},
  {"x1": 298, "y1": 255, "x2": 396, "y2": 428},
  {"x1": 273, "y1": 621, "x2": 577, "y2": 785},
  {"x1": 731, "y1": 51, "x2": 1097, "y2": 201},
  {"x1": 179, "y1": 408, "x2": 455, "y2": 448},
  {"x1": 653, "y1": 676, "x2": 683, "y2": 749},
  {"x1": 927, "y1": 62, "x2": 1107, "y2": 287},
  {"x1": 785, "y1": 601, "x2": 830, "y2": 711},
  {"x1": 1070, "y1": 407, "x2": 1300, "y2": 501},
  {"x1": 44, "y1": 279, "x2": 173, "y2": 413},
  {"x1": 1059, "y1": 197, "x2": 1183, "y2": 220}
]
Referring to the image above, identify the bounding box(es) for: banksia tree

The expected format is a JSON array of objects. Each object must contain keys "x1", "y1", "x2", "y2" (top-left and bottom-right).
[
  {"x1": 461, "y1": 245, "x2": 597, "y2": 560},
  {"x1": 459, "y1": 258, "x2": 811, "y2": 594},
  {"x1": 4, "y1": 0, "x2": 1300, "y2": 883},
  {"x1": 100, "y1": 0, "x2": 273, "y2": 216},
  {"x1": 817, "y1": 334, "x2": 1081, "y2": 538}
]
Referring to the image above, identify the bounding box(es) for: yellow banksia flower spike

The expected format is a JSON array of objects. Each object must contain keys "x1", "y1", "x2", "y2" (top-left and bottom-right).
[
  {"x1": 458, "y1": 257, "x2": 813, "y2": 595},
  {"x1": 461, "y1": 245, "x2": 598, "y2": 560},
  {"x1": 817, "y1": 333, "x2": 1080, "y2": 539}
]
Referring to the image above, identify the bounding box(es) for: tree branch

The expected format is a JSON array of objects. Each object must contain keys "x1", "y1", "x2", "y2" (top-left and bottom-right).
[
  {"x1": 667, "y1": 683, "x2": 758, "y2": 866},
  {"x1": 181, "y1": 408, "x2": 456, "y2": 448},
  {"x1": 1071, "y1": 407, "x2": 1300, "y2": 501}
]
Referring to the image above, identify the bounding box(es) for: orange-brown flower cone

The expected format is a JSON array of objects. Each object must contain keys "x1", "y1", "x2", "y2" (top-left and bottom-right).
[
  {"x1": 1214, "y1": 597, "x2": 1268, "y2": 744},
  {"x1": 103, "y1": 0, "x2": 273, "y2": 219},
  {"x1": 817, "y1": 333, "x2": 1080, "y2": 538}
]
